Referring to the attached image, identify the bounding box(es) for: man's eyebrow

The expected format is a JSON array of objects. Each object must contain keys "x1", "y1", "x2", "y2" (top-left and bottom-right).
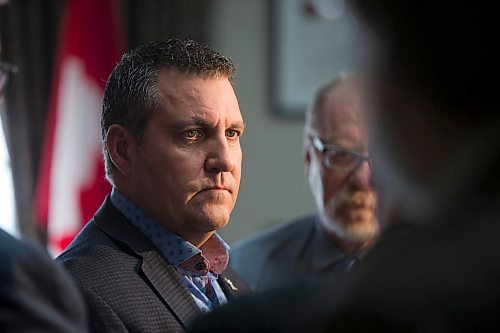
[
  {"x1": 171, "y1": 118, "x2": 246, "y2": 130},
  {"x1": 229, "y1": 120, "x2": 246, "y2": 130},
  {"x1": 171, "y1": 118, "x2": 210, "y2": 130}
]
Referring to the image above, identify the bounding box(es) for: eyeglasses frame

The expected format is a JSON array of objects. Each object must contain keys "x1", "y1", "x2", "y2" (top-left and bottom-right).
[{"x1": 309, "y1": 135, "x2": 371, "y2": 173}]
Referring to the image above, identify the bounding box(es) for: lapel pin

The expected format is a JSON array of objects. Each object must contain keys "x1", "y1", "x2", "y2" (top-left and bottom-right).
[{"x1": 224, "y1": 277, "x2": 238, "y2": 291}]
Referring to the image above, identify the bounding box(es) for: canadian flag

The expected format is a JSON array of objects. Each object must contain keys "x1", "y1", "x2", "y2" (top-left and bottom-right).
[{"x1": 35, "y1": 0, "x2": 123, "y2": 254}]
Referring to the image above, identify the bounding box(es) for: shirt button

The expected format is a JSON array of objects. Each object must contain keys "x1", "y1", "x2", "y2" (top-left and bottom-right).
[{"x1": 195, "y1": 262, "x2": 207, "y2": 271}]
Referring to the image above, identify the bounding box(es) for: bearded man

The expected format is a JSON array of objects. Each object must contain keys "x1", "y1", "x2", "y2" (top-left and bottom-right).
[{"x1": 230, "y1": 75, "x2": 379, "y2": 291}]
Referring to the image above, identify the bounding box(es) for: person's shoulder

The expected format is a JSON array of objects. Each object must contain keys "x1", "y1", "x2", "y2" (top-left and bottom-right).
[
  {"x1": 0, "y1": 229, "x2": 70, "y2": 277},
  {"x1": 0, "y1": 229, "x2": 52, "y2": 265},
  {"x1": 230, "y1": 215, "x2": 316, "y2": 274},
  {"x1": 55, "y1": 219, "x2": 132, "y2": 283},
  {"x1": 232, "y1": 213, "x2": 317, "y2": 253},
  {"x1": 0, "y1": 229, "x2": 88, "y2": 332},
  {"x1": 0, "y1": 228, "x2": 29, "y2": 251},
  {"x1": 229, "y1": 214, "x2": 316, "y2": 290},
  {"x1": 56, "y1": 220, "x2": 107, "y2": 261},
  {"x1": 0, "y1": 228, "x2": 24, "y2": 256}
]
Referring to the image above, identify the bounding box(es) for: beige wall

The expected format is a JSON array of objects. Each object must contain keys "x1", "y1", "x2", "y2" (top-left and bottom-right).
[{"x1": 209, "y1": 0, "x2": 316, "y2": 245}]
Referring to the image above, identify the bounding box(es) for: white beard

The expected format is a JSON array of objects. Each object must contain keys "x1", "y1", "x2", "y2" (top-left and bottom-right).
[{"x1": 320, "y1": 190, "x2": 379, "y2": 242}]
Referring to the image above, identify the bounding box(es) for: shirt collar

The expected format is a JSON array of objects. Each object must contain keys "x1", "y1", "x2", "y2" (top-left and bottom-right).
[
  {"x1": 110, "y1": 188, "x2": 229, "y2": 274},
  {"x1": 310, "y1": 215, "x2": 352, "y2": 272}
]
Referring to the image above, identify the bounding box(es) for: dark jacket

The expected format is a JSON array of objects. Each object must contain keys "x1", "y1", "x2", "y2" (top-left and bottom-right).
[
  {"x1": 56, "y1": 197, "x2": 248, "y2": 332},
  {"x1": 0, "y1": 228, "x2": 87, "y2": 333}
]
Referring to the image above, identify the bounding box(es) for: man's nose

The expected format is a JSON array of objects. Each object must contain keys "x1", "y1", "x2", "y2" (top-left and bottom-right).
[
  {"x1": 348, "y1": 160, "x2": 371, "y2": 190},
  {"x1": 204, "y1": 135, "x2": 236, "y2": 173}
]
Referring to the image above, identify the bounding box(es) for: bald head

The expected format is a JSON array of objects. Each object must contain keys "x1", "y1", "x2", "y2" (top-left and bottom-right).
[{"x1": 305, "y1": 74, "x2": 366, "y2": 140}]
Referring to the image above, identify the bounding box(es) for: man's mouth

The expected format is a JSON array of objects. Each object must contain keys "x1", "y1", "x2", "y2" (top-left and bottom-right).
[
  {"x1": 347, "y1": 190, "x2": 376, "y2": 209},
  {"x1": 201, "y1": 185, "x2": 231, "y2": 192},
  {"x1": 331, "y1": 190, "x2": 378, "y2": 225}
]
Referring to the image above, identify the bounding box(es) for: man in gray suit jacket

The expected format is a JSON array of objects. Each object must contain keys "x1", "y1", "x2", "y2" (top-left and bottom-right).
[
  {"x1": 56, "y1": 39, "x2": 249, "y2": 332},
  {"x1": 231, "y1": 75, "x2": 380, "y2": 291}
]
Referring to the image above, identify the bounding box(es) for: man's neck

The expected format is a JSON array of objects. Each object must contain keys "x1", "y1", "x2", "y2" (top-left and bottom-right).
[
  {"x1": 184, "y1": 231, "x2": 215, "y2": 248},
  {"x1": 110, "y1": 186, "x2": 215, "y2": 248},
  {"x1": 324, "y1": 228, "x2": 376, "y2": 255}
]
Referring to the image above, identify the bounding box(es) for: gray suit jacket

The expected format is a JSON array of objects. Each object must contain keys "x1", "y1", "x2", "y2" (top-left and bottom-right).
[
  {"x1": 231, "y1": 214, "x2": 355, "y2": 291},
  {"x1": 56, "y1": 197, "x2": 249, "y2": 332},
  {"x1": 0, "y1": 229, "x2": 87, "y2": 333}
]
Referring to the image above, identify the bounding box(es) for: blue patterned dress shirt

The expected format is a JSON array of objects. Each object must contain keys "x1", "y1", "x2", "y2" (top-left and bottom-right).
[{"x1": 110, "y1": 188, "x2": 229, "y2": 313}]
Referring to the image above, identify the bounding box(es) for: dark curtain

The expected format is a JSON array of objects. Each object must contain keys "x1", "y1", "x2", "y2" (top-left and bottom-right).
[
  {"x1": 0, "y1": 0, "x2": 212, "y2": 245},
  {"x1": 0, "y1": 0, "x2": 63, "y2": 242}
]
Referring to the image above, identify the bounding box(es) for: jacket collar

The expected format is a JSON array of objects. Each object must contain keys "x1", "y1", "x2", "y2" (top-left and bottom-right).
[{"x1": 93, "y1": 197, "x2": 201, "y2": 328}]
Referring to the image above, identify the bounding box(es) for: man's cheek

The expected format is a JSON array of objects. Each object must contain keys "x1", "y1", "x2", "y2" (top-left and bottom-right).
[{"x1": 334, "y1": 190, "x2": 377, "y2": 223}]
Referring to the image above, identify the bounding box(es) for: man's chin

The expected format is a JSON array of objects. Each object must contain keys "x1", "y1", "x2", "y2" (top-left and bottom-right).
[
  {"x1": 197, "y1": 211, "x2": 231, "y2": 232},
  {"x1": 322, "y1": 213, "x2": 380, "y2": 243},
  {"x1": 342, "y1": 220, "x2": 380, "y2": 242},
  {"x1": 188, "y1": 200, "x2": 234, "y2": 228}
]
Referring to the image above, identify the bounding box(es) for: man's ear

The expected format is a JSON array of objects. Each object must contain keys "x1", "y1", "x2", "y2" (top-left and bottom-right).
[{"x1": 105, "y1": 124, "x2": 136, "y2": 176}]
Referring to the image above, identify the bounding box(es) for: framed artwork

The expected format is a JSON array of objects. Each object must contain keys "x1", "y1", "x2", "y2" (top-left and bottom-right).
[{"x1": 270, "y1": 0, "x2": 358, "y2": 117}]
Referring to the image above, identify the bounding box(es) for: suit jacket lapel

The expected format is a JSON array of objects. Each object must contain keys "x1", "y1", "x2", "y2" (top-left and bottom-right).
[
  {"x1": 140, "y1": 251, "x2": 200, "y2": 327},
  {"x1": 219, "y1": 266, "x2": 251, "y2": 300},
  {"x1": 93, "y1": 198, "x2": 200, "y2": 327}
]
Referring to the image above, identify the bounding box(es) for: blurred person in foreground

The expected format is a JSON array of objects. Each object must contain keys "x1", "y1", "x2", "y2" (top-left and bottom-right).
[
  {"x1": 0, "y1": 229, "x2": 87, "y2": 332},
  {"x1": 231, "y1": 75, "x2": 380, "y2": 291},
  {"x1": 0, "y1": 63, "x2": 87, "y2": 332},
  {"x1": 322, "y1": 1, "x2": 500, "y2": 331},
  {"x1": 56, "y1": 39, "x2": 249, "y2": 332},
  {"x1": 190, "y1": 1, "x2": 500, "y2": 332}
]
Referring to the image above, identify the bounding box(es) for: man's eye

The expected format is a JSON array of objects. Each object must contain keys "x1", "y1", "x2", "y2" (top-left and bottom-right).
[
  {"x1": 330, "y1": 151, "x2": 357, "y2": 166},
  {"x1": 226, "y1": 129, "x2": 239, "y2": 138},
  {"x1": 184, "y1": 129, "x2": 201, "y2": 138}
]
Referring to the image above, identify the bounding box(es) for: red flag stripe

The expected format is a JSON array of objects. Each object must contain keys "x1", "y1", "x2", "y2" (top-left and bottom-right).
[{"x1": 34, "y1": 0, "x2": 123, "y2": 253}]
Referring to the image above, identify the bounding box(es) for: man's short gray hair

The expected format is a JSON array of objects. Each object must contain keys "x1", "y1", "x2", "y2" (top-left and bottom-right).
[
  {"x1": 101, "y1": 38, "x2": 236, "y2": 184},
  {"x1": 304, "y1": 72, "x2": 360, "y2": 139}
]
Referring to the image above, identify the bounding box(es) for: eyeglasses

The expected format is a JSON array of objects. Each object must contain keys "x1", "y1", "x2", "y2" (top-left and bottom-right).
[{"x1": 310, "y1": 135, "x2": 371, "y2": 173}]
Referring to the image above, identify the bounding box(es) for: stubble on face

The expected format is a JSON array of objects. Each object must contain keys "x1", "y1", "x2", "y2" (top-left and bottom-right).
[
  {"x1": 325, "y1": 189, "x2": 379, "y2": 242},
  {"x1": 128, "y1": 70, "x2": 243, "y2": 245}
]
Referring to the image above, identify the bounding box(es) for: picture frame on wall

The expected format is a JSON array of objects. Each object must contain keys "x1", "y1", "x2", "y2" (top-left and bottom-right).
[{"x1": 269, "y1": 0, "x2": 358, "y2": 118}]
